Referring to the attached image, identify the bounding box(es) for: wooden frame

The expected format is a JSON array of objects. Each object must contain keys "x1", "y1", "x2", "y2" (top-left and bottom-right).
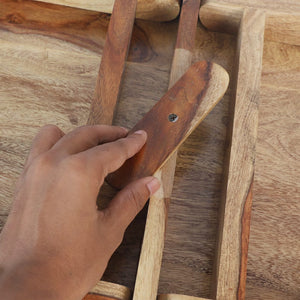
[{"x1": 82, "y1": 0, "x2": 266, "y2": 299}]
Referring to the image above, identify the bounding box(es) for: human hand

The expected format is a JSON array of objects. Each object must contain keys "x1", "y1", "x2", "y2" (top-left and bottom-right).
[{"x1": 0, "y1": 125, "x2": 160, "y2": 300}]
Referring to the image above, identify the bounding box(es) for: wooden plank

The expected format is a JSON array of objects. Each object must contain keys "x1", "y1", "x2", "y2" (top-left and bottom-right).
[
  {"x1": 87, "y1": 0, "x2": 137, "y2": 125},
  {"x1": 132, "y1": 1, "x2": 202, "y2": 299},
  {"x1": 213, "y1": 8, "x2": 265, "y2": 300},
  {"x1": 107, "y1": 61, "x2": 229, "y2": 188},
  {"x1": 33, "y1": 0, "x2": 180, "y2": 22},
  {"x1": 199, "y1": 1, "x2": 300, "y2": 45}
]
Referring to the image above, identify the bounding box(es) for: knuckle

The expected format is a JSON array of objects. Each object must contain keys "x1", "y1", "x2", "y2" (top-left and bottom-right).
[{"x1": 41, "y1": 124, "x2": 62, "y2": 136}]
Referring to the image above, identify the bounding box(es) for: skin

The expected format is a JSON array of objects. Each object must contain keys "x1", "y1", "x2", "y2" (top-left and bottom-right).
[{"x1": 0, "y1": 124, "x2": 160, "y2": 300}]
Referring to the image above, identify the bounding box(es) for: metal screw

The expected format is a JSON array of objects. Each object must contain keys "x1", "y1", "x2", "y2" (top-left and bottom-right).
[{"x1": 168, "y1": 113, "x2": 178, "y2": 122}]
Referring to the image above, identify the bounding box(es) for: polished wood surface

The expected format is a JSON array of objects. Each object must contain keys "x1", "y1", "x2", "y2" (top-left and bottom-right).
[
  {"x1": 0, "y1": 1, "x2": 299, "y2": 299},
  {"x1": 107, "y1": 61, "x2": 229, "y2": 189}
]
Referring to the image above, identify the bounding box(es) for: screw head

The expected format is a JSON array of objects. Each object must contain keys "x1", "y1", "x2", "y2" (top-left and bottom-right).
[{"x1": 168, "y1": 113, "x2": 178, "y2": 123}]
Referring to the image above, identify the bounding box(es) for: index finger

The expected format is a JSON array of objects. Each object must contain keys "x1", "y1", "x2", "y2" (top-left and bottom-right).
[{"x1": 83, "y1": 130, "x2": 147, "y2": 179}]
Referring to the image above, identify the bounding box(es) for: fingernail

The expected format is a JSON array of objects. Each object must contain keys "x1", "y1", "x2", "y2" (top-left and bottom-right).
[
  {"x1": 146, "y1": 177, "x2": 161, "y2": 196},
  {"x1": 134, "y1": 130, "x2": 146, "y2": 135},
  {"x1": 120, "y1": 126, "x2": 129, "y2": 132}
]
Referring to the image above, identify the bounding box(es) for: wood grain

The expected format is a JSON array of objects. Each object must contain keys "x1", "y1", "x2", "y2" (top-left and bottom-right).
[
  {"x1": 87, "y1": 0, "x2": 137, "y2": 125},
  {"x1": 213, "y1": 9, "x2": 265, "y2": 300},
  {"x1": 159, "y1": 295, "x2": 211, "y2": 300},
  {"x1": 0, "y1": 1, "x2": 299, "y2": 299},
  {"x1": 107, "y1": 61, "x2": 229, "y2": 189},
  {"x1": 34, "y1": 0, "x2": 180, "y2": 22},
  {"x1": 89, "y1": 281, "x2": 132, "y2": 300},
  {"x1": 199, "y1": 1, "x2": 300, "y2": 45},
  {"x1": 132, "y1": 2, "x2": 202, "y2": 299},
  {"x1": 157, "y1": 294, "x2": 210, "y2": 300}
]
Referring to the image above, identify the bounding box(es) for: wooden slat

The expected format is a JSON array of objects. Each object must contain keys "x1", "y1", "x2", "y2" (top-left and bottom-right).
[
  {"x1": 132, "y1": 1, "x2": 202, "y2": 299},
  {"x1": 87, "y1": 0, "x2": 137, "y2": 125},
  {"x1": 213, "y1": 8, "x2": 265, "y2": 300},
  {"x1": 33, "y1": 0, "x2": 180, "y2": 22},
  {"x1": 85, "y1": 0, "x2": 136, "y2": 299}
]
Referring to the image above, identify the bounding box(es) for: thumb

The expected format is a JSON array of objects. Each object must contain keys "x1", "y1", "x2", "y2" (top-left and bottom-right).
[{"x1": 103, "y1": 176, "x2": 160, "y2": 231}]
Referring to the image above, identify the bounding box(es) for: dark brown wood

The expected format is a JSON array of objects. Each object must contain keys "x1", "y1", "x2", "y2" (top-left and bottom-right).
[
  {"x1": 87, "y1": 0, "x2": 137, "y2": 125},
  {"x1": 107, "y1": 61, "x2": 229, "y2": 189}
]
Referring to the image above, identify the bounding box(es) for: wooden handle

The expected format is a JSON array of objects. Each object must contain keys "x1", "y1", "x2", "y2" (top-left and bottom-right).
[{"x1": 107, "y1": 61, "x2": 229, "y2": 189}]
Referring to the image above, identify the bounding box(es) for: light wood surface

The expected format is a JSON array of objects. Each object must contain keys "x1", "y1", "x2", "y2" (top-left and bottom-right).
[
  {"x1": 108, "y1": 61, "x2": 229, "y2": 189},
  {"x1": 0, "y1": 1, "x2": 299, "y2": 299},
  {"x1": 199, "y1": 1, "x2": 300, "y2": 45},
  {"x1": 89, "y1": 281, "x2": 132, "y2": 300},
  {"x1": 34, "y1": 0, "x2": 180, "y2": 22},
  {"x1": 132, "y1": 2, "x2": 201, "y2": 299},
  {"x1": 213, "y1": 9, "x2": 265, "y2": 300}
]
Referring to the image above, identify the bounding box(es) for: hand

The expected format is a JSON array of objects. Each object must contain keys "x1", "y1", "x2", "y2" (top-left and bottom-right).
[{"x1": 0, "y1": 125, "x2": 160, "y2": 300}]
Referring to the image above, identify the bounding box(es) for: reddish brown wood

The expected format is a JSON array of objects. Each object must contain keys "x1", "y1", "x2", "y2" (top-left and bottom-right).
[
  {"x1": 175, "y1": 0, "x2": 201, "y2": 51},
  {"x1": 87, "y1": 0, "x2": 137, "y2": 125},
  {"x1": 107, "y1": 61, "x2": 229, "y2": 189}
]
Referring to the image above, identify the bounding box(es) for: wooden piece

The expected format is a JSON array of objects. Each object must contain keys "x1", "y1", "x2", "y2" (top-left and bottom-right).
[
  {"x1": 89, "y1": 281, "x2": 132, "y2": 300},
  {"x1": 1, "y1": 1, "x2": 299, "y2": 299},
  {"x1": 132, "y1": 2, "x2": 202, "y2": 299},
  {"x1": 34, "y1": 0, "x2": 180, "y2": 22},
  {"x1": 107, "y1": 61, "x2": 229, "y2": 189},
  {"x1": 213, "y1": 8, "x2": 265, "y2": 300},
  {"x1": 85, "y1": 0, "x2": 136, "y2": 298},
  {"x1": 87, "y1": 0, "x2": 137, "y2": 125},
  {"x1": 199, "y1": 1, "x2": 300, "y2": 45},
  {"x1": 159, "y1": 295, "x2": 210, "y2": 300}
]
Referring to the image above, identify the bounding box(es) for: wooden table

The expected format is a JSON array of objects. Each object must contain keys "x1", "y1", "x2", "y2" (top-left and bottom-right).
[{"x1": 0, "y1": 0, "x2": 299, "y2": 299}]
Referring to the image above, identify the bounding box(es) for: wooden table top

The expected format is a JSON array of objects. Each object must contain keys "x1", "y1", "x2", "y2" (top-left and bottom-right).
[{"x1": 0, "y1": 0, "x2": 299, "y2": 299}]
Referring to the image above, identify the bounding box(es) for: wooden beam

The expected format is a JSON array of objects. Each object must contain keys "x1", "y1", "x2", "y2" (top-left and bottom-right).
[
  {"x1": 33, "y1": 0, "x2": 180, "y2": 22},
  {"x1": 213, "y1": 8, "x2": 265, "y2": 300}
]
